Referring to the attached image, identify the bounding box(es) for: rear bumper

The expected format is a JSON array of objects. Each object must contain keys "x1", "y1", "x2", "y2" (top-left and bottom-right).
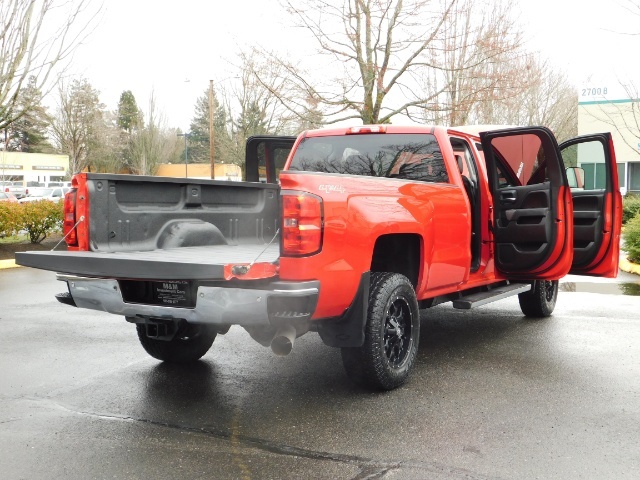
[{"x1": 58, "y1": 274, "x2": 319, "y2": 327}]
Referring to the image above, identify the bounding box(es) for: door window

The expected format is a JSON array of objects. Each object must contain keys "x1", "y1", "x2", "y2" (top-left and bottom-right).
[
  {"x1": 490, "y1": 134, "x2": 548, "y2": 188},
  {"x1": 560, "y1": 141, "x2": 610, "y2": 191}
]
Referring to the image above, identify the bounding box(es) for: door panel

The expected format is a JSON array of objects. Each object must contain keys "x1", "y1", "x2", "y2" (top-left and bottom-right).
[
  {"x1": 571, "y1": 191, "x2": 605, "y2": 266},
  {"x1": 245, "y1": 136, "x2": 296, "y2": 183},
  {"x1": 494, "y1": 183, "x2": 551, "y2": 268},
  {"x1": 559, "y1": 133, "x2": 622, "y2": 277},
  {"x1": 480, "y1": 127, "x2": 573, "y2": 280}
]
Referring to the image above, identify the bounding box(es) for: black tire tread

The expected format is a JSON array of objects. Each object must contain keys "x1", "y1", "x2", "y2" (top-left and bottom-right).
[
  {"x1": 136, "y1": 324, "x2": 216, "y2": 362},
  {"x1": 341, "y1": 272, "x2": 420, "y2": 391},
  {"x1": 518, "y1": 280, "x2": 558, "y2": 318}
]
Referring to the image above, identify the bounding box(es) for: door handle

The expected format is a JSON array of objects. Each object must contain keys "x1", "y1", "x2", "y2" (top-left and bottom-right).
[{"x1": 500, "y1": 190, "x2": 517, "y2": 203}]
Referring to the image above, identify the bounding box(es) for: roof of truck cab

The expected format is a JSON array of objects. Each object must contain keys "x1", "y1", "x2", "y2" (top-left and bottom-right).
[
  {"x1": 300, "y1": 124, "x2": 521, "y2": 139},
  {"x1": 302, "y1": 125, "x2": 440, "y2": 137},
  {"x1": 448, "y1": 125, "x2": 519, "y2": 138}
]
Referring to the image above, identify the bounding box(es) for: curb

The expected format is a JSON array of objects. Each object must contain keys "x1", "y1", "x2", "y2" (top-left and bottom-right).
[
  {"x1": 620, "y1": 257, "x2": 640, "y2": 276},
  {"x1": 0, "y1": 259, "x2": 18, "y2": 270}
]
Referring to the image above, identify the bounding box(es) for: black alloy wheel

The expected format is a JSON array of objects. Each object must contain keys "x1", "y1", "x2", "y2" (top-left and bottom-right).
[
  {"x1": 341, "y1": 272, "x2": 420, "y2": 390},
  {"x1": 384, "y1": 294, "x2": 413, "y2": 368}
]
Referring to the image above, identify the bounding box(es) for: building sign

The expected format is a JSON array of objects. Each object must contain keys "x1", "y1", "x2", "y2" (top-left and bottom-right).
[
  {"x1": 33, "y1": 165, "x2": 65, "y2": 171},
  {"x1": 0, "y1": 164, "x2": 23, "y2": 169},
  {"x1": 579, "y1": 79, "x2": 633, "y2": 104}
]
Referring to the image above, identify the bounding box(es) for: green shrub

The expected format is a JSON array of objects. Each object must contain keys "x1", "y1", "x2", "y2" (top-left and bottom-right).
[
  {"x1": 622, "y1": 194, "x2": 640, "y2": 225},
  {"x1": 0, "y1": 202, "x2": 21, "y2": 238},
  {"x1": 623, "y1": 211, "x2": 640, "y2": 264},
  {"x1": 17, "y1": 200, "x2": 64, "y2": 244}
]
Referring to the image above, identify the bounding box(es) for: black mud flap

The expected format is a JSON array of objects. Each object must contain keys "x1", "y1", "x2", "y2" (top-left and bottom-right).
[{"x1": 317, "y1": 272, "x2": 369, "y2": 348}]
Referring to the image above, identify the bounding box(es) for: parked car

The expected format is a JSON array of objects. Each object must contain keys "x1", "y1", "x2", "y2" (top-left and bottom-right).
[
  {"x1": 18, "y1": 187, "x2": 68, "y2": 203},
  {"x1": 1, "y1": 181, "x2": 26, "y2": 199},
  {"x1": 0, "y1": 191, "x2": 18, "y2": 203},
  {"x1": 44, "y1": 181, "x2": 72, "y2": 188}
]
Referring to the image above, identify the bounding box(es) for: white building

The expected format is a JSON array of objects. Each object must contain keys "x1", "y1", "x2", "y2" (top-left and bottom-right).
[
  {"x1": 0, "y1": 151, "x2": 69, "y2": 185},
  {"x1": 578, "y1": 85, "x2": 640, "y2": 194}
]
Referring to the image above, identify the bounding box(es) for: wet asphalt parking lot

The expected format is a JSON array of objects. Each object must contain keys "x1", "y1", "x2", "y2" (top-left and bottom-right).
[{"x1": 1, "y1": 267, "x2": 639, "y2": 479}]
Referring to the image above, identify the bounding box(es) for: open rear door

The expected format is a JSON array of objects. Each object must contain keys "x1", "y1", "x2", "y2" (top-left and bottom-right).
[
  {"x1": 559, "y1": 133, "x2": 622, "y2": 277},
  {"x1": 480, "y1": 127, "x2": 573, "y2": 280}
]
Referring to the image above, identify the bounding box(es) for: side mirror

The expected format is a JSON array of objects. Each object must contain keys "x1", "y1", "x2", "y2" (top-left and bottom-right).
[{"x1": 566, "y1": 166, "x2": 584, "y2": 189}]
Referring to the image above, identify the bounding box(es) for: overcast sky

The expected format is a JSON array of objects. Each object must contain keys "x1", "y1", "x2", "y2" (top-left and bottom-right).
[{"x1": 66, "y1": 0, "x2": 640, "y2": 130}]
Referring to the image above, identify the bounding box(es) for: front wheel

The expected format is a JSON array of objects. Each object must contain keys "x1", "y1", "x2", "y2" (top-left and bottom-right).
[
  {"x1": 341, "y1": 272, "x2": 420, "y2": 391},
  {"x1": 136, "y1": 323, "x2": 216, "y2": 362},
  {"x1": 518, "y1": 280, "x2": 559, "y2": 318}
]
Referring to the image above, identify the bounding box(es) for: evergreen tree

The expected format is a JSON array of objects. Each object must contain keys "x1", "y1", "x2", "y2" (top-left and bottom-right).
[
  {"x1": 5, "y1": 76, "x2": 53, "y2": 153},
  {"x1": 116, "y1": 90, "x2": 142, "y2": 133},
  {"x1": 188, "y1": 88, "x2": 232, "y2": 164},
  {"x1": 236, "y1": 100, "x2": 269, "y2": 138},
  {"x1": 115, "y1": 90, "x2": 142, "y2": 172}
]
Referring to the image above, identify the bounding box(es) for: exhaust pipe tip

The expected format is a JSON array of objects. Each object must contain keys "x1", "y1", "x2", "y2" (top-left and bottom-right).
[{"x1": 270, "y1": 325, "x2": 297, "y2": 356}]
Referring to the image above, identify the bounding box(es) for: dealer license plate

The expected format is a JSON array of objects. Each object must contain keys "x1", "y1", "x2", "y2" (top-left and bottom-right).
[{"x1": 151, "y1": 280, "x2": 194, "y2": 307}]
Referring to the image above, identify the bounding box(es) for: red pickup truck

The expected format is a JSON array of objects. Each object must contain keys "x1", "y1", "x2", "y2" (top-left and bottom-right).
[{"x1": 17, "y1": 125, "x2": 622, "y2": 390}]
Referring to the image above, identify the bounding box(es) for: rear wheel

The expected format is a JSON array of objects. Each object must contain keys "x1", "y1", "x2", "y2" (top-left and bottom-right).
[
  {"x1": 341, "y1": 272, "x2": 420, "y2": 390},
  {"x1": 136, "y1": 323, "x2": 216, "y2": 362},
  {"x1": 518, "y1": 280, "x2": 559, "y2": 317}
]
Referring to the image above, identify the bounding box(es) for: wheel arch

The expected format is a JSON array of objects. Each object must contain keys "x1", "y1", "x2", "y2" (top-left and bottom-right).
[{"x1": 370, "y1": 233, "x2": 422, "y2": 289}]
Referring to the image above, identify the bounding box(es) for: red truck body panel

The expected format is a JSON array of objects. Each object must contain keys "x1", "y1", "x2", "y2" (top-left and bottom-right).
[{"x1": 278, "y1": 172, "x2": 472, "y2": 318}]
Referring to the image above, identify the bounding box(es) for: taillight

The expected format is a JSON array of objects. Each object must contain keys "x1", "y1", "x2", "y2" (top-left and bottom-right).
[
  {"x1": 281, "y1": 192, "x2": 323, "y2": 256},
  {"x1": 63, "y1": 189, "x2": 78, "y2": 246}
]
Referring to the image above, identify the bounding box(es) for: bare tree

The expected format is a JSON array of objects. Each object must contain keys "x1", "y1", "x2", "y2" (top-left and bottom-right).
[
  {"x1": 215, "y1": 51, "x2": 300, "y2": 168},
  {"x1": 423, "y1": 0, "x2": 526, "y2": 126},
  {"x1": 0, "y1": 0, "x2": 99, "y2": 130},
  {"x1": 50, "y1": 77, "x2": 107, "y2": 174},
  {"x1": 90, "y1": 110, "x2": 128, "y2": 174},
  {"x1": 129, "y1": 93, "x2": 180, "y2": 176},
  {"x1": 488, "y1": 56, "x2": 577, "y2": 142},
  {"x1": 262, "y1": 0, "x2": 457, "y2": 124}
]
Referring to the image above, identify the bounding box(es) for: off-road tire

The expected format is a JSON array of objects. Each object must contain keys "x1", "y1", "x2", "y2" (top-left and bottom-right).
[
  {"x1": 518, "y1": 280, "x2": 559, "y2": 318},
  {"x1": 136, "y1": 323, "x2": 216, "y2": 362},
  {"x1": 341, "y1": 272, "x2": 420, "y2": 391}
]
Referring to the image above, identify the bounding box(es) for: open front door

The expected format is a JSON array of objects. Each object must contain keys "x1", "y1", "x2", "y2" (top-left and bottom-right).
[
  {"x1": 480, "y1": 127, "x2": 573, "y2": 280},
  {"x1": 559, "y1": 133, "x2": 622, "y2": 277},
  {"x1": 245, "y1": 136, "x2": 296, "y2": 183}
]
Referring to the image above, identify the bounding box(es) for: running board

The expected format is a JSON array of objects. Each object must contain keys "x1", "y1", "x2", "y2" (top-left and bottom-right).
[{"x1": 452, "y1": 283, "x2": 531, "y2": 310}]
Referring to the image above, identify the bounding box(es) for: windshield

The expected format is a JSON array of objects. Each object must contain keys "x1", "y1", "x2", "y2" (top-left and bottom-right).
[{"x1": 289, "y1": 133, "x2": 448, "y2": 183}]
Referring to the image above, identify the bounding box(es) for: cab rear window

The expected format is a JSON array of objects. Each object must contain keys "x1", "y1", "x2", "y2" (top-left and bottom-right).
[{"x1": 289, "y1": 134, "x2": 448, "y2": 183}]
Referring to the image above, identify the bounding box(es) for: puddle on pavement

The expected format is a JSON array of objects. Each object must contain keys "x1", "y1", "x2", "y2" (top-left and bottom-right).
[{"x1": 560, "y1": 282, "x2": 640, "y2": 296}]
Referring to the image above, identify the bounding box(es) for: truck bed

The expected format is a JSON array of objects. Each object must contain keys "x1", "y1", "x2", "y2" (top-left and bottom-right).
[{"x1": 16, "y1": 244, "x2": 280, "y2": 280}]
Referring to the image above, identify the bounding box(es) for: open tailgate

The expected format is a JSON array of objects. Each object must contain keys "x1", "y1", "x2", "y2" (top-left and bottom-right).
[{"x1": 15, "y1": 244, "x2": 279, "y2": 280}]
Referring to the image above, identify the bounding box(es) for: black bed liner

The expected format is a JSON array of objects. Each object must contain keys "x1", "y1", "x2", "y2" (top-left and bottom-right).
[{"x1": 15, "y1": 244, "x2": 279, "y2": 280}]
